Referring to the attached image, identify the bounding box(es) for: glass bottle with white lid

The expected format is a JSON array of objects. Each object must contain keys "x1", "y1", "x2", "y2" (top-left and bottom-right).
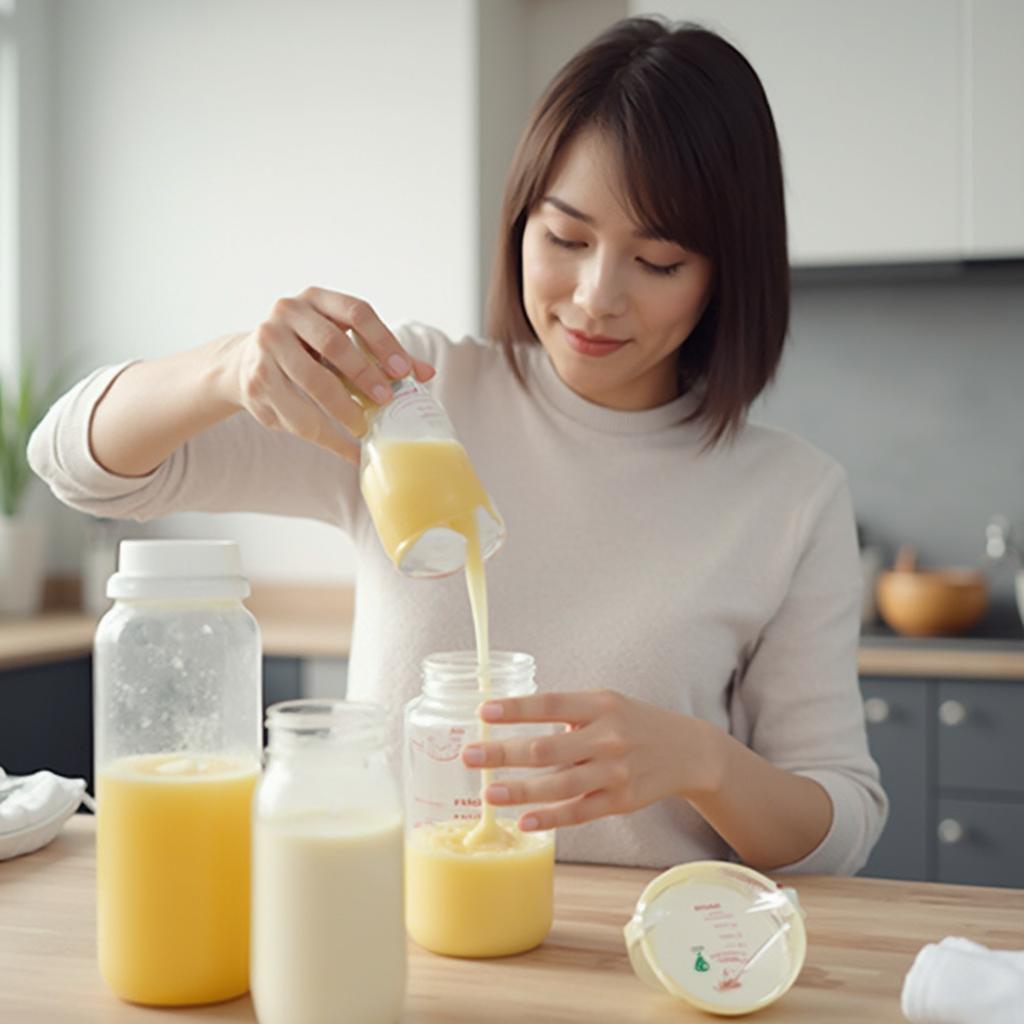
[
  {"x1": 93, "y1": 539, "x2": 261, "y2": 1006},
  {"x1": 251, "y1": 699, "x2": 405, "y2": 1024}
]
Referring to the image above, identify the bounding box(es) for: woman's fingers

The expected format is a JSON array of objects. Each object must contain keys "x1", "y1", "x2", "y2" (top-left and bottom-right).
[
  {"x1": 412, "y1": 358, "x2": 436, "y2": 382},
  {"x1": 240, "y1": 287, "x2": 437, "y2": 454},
  {"x1": 274, "y1": 295, "x2": 396, "y2": 402},
  {"x1": 479, "y1": 689, "x2": 622, "y2": 727},
  {"x1": 267, "y1": 322, "x2": 370, "y2": 437},
  {"x1": 462, "y1": 723, "x2": 587, "y2": 770},
  {"x1": 518, "y1": 790, "x2": 619, "y2": 832},
  {"x1": 249, "y1": 358, "x2": 360, "y2": 462},
  {"x1": 301, "y1": 287, "x2": 424, "y2": 380},
  {"x1": 484, "y1": 761, "x2": 608, "y2": 807}
]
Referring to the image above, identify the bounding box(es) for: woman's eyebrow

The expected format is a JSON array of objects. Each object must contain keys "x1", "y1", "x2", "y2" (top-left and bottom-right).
[{"x1": 542, "y1": 194, "x2": 664, "y2": 241}]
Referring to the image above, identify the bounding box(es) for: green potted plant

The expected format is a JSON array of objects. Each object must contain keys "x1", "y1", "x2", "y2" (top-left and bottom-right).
[{"x1": 0, "y1": 358, "x2": 66, "y2": 616}]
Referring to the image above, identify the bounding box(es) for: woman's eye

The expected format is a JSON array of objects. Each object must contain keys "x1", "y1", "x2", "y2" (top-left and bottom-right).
[
  {"x1": 639, "y1": 257, "x2": 683, "y2": 277},
  {"x1": 544, "y1": 230, "x2": 585, "y2": 250}
]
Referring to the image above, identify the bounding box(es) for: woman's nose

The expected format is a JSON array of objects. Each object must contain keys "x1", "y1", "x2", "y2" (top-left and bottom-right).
[{"x1": 573, "y1": 253, "x2": 628, "y2": 320}]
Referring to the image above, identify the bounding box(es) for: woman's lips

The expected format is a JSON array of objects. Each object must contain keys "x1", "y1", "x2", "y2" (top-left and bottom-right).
[{"x1": 561, "y1": 323, "x2": 629, "y2": 357}]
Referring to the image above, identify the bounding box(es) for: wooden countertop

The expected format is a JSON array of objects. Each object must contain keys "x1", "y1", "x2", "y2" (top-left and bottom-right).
[
  {"x1": 3, "y1": 816, "x2": 1024, "y2": 1023},
  {"x1": 3, "y1": 582, "x2": 1024, "y2": 679}
]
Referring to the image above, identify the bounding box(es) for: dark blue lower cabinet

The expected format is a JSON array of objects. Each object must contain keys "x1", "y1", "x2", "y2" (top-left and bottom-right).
[
  {"x1": 936, "y1": 796, "x2": 1024, "y2": 889},
  {"x1": 0, "y1": 657, "x2": 94, "y2": 791},
  {"x1": 859, "y1": 678, "x2": 931, "y2": 881},
  {"x1": 263, "y1": 657, "x2": 302, "y2": 707}
]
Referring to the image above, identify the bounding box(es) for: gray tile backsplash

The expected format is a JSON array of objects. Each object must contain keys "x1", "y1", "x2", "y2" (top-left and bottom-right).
[{"x1": 753, "y1": 265, "x2": 1024, "y2": 612}]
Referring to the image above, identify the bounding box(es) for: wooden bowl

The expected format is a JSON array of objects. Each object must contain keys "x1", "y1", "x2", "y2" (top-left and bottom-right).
[{"x1": 876, "y1": 548, "x2": 988, "y2": 637}]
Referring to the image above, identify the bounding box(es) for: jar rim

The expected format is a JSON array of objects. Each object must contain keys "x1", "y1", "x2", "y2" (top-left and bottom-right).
[
  {"x1": 421, "y1": 650, "x2": 536, "y2": 693},
  {"x1": 266, "y1": 699, "x2": 387, "y2": 749}
]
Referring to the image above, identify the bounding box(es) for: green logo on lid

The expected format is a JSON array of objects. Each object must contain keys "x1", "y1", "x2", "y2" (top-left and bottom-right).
[{"x1": 694, "y1": 952, "x2": 710, "y2": 972}]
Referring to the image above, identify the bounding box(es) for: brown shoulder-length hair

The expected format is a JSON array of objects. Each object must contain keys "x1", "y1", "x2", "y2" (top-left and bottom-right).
[{"x1": 486, "y1": 17, "x2": 789, "y2": 446}]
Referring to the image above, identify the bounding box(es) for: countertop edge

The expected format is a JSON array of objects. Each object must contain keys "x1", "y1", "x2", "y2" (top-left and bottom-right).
[{"x1": 3, "y1": 586, "x2": 1024, "y2": 679}]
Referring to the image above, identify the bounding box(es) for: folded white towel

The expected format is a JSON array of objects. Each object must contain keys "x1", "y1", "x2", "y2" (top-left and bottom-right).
[
  {"x1": 902, "y1": 936, "x2": 1024, "y2": 1024},
  {"x1": 0, "y1": 767, "x2": 92, "y2": 860}
]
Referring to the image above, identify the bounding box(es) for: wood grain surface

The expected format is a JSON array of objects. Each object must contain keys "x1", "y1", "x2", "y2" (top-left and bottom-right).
[{"x1": 2, "y1": 816, "x2": 1023, "y2": 1022}]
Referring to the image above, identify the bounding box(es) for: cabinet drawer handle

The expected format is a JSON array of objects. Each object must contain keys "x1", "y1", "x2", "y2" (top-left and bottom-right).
[
  {"x1": 938, "y1": 700, "x2": 968, "y2": 727},
  {"x1": 863, "y1": 697, "x2": 890, "y2": 724},
  {"x1": 938, "y1": 818, "x2": 965, "y2": 845}
]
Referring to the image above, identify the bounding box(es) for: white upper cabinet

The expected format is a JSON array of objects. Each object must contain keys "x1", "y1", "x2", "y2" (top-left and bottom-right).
[
  {"x1": 630, "y1": 1, "x2": 1022, "y2": 265},
  {"x1": 970, "y1": 0, "x2": 1024, "y2": 257}
]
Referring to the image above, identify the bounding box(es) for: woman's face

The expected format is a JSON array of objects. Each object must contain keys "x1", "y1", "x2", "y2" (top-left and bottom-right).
[{"x1": 521, "y1": 129, "x2": 713, "y2": 411}]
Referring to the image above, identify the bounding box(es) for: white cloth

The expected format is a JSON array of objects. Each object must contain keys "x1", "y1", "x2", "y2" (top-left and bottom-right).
[
  {"x1": 27, "y1": 322, "x2": 887, "y2": 871},
  {"x1": 0, "y1": 767, "x2": 90, "y2": 860},
  {"x1": 902, "y1": 937, "x2": 1024, "y2": 1024}
]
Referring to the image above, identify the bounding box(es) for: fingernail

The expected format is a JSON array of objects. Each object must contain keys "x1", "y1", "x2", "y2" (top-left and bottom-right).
[
  {"x1": 463, "y1": 747, "x2": 485, "y2": 767},
  {"x1": 371, "y1": 384, "x2": 391, "y2": 403},
  {"x1": 387, "y1": 355, "x2": 410, "y2": 376},
  {"x1": 520, "y1": 816, "x2": 539, "y2": 832},
  {"x1": 481, "y1": 703, "x2": 503, "y2": 721},
  {"x1": 487, "y1": 785, "x2": 510, "y2": 804}
]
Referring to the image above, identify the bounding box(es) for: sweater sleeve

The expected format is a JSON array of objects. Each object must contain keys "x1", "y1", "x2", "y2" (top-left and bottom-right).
[
  {"x1": 731, "y1": 464, "x2": 888, "y2": 876},
  {"x1": 27, "y1": 361, "x2": 361, "y2": 528}
]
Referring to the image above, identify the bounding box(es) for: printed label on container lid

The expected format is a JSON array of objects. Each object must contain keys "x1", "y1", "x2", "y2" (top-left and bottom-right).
[{"x1": 623, "y1": 860, "x2": 806, "y2": 1017}]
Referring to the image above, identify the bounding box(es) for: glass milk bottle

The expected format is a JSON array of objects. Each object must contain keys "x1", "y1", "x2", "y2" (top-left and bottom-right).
[
  {"x1": 252, "y1": 700, "x2": 406, "y2": 1024},
  {"x1": 347, "y1": 335, "x2": 505, "y2": 577},
  {"x1": 403, "y1": 651, "x2": 556, "y2": 958},
  {"x1": 93, "y1": 540, "x2": 261, "y2": 1006}
]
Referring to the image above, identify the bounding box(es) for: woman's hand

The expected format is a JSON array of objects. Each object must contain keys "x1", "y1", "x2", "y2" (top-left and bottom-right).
[
  {"x1": 461, "y1": 690, "x2": 725, "y2": 832},
  {"x1": 225, "y1": 286, "x2": 435, "y2": 461}
]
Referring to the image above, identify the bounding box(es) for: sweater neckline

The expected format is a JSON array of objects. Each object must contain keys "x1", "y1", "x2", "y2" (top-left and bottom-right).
[{"x1": 523, "y1": 342, "x2": 703, "y2": 436}]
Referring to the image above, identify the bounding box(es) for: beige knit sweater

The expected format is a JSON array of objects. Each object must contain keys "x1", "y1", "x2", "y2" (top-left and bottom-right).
[{"x1": 28, "y1": 322, "x2": 887, "y2": 872}]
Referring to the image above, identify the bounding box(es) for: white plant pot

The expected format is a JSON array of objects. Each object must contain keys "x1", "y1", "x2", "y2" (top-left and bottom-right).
[{"x1": 0, "y1": 516, "x2": 46, "y2": 617}]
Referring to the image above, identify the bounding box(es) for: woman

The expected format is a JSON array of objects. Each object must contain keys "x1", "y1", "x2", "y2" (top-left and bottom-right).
[{"x1": 29, "y1": 17, "x2": 886, "y2": 873}]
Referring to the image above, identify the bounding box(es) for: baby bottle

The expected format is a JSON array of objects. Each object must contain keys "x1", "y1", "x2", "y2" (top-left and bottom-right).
[
  {"x1": 347, "y1": 332, "x2": 505, "y2": 577},
  {"x1": 403, "y1": 651, "x2": 555, "y2": 958},
  {"x1": 251, "y1": 700, "x2": 405, "y2": 1024},
  {"x1": 93, "y1": 540, "x2": 261, "y2": 1005}
]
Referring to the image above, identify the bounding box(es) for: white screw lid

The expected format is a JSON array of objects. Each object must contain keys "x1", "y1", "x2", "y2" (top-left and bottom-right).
[{"x1": 107, "y1": 540, "x2": 250, "y2": 600}]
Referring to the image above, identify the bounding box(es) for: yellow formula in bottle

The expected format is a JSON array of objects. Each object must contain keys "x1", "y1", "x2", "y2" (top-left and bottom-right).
[
  {"x1": 360, "y1": 438, "x2": 498, "y2": 568},
  {"x1": 405, "y1": 818, "x2": 555, "y2": 958},
  {"x1": 96, "y1": 753, "x2": 259, "y2": 1005}
]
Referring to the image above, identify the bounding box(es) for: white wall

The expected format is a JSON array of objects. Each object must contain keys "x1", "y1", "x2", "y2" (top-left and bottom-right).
[
  {"x1": 2, "y1": 0, "x2": 54, "y2": 382},
  {"x1": 47, "y1": 0, "x2": 477, "y2": 582}
]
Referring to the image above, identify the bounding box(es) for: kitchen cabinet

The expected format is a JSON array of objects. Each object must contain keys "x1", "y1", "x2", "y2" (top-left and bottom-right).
[
  {"x1": 0, "y1": 657, "x2": 94, "y2": 790},
  {"x1": 859, "y1": 678, "x2": 931, "y2": 882},
  {"x1": 634, "y1": 0, "x2": 1024, "y2": 265},
  {"x1": 936, "y1": 796, "x2": 1024, "y2": 889},
  {"x1": 936, "y1": 679, "x2": 1024, "y2": 794},
  {"x1": 860, "y1": 672, "x2": 1024, "y2": 887},
  {"x1": 970, "y1": 0, "x2": 1024, "y2": 255}
]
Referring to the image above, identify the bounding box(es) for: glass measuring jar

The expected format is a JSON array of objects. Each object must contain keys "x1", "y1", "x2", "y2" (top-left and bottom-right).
[
  {"x1": 403, "y1": 651, "x2": 556, "y2": 958},
  {"x1": 342, "y1": 331, "x2": 505, "y2": 577},
  {"x1": 251, "y1": 700, "x2": 405, "y2": 1024},
  {"x1": 93, "y1": 540, "x2": 261, "y2": 1006}
]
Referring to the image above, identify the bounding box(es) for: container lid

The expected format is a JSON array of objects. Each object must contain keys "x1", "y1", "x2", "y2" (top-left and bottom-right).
[
  {"x1": 107, "y1": 540, "x2": 250, "y2": 600},
  {"x1": 623, "y1": 860, "x2": 806, "y2": 1017}
]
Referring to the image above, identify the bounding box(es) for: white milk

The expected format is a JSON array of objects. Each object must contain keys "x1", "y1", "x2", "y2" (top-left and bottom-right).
[{"x1": 251, "y1": 812, "x2": 406, "y2": 1024}]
